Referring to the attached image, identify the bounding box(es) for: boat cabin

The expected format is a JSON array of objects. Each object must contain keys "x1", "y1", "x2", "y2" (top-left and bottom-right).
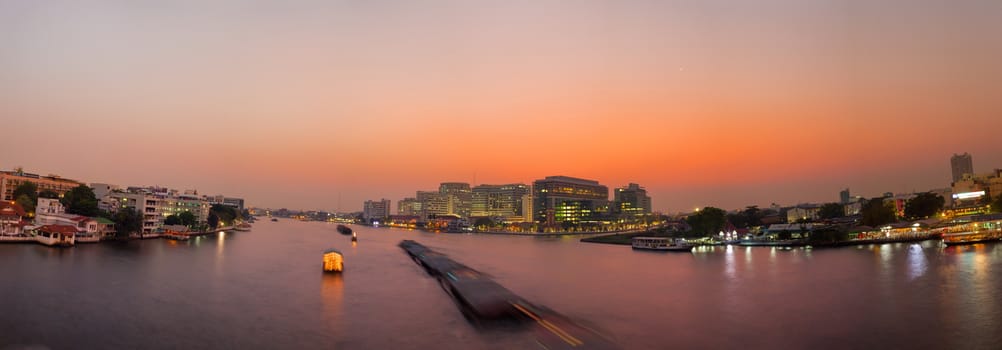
[{"x1": 323, "y1": 249, "x2": 344, "y2": 273}]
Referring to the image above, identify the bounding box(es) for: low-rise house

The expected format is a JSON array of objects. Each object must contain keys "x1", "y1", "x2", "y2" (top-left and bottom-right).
[
  {"x1": 94, "y1": 217, "x2": 116, "y2": 239},
  {"x1": 1, "y1": 202, "x2": 28, "y2": 235},
  {"x1": 36, "y1": 224, "x2": 77, "y2": 246}
]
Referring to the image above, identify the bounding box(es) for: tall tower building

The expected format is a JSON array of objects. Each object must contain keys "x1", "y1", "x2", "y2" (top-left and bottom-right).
[
  {"x1": 951, "y1": 153, "x2": 973, "y2": 183},
  {"x1": 839, "y1": 188, "x2": 850, "y2": 204},
  {"x1": 439, "y1": 182, "x2": 472, "y2": 218}
]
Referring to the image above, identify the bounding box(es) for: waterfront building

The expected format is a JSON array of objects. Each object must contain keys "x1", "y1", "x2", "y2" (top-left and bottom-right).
[
  {"x1": 0, "y1": 202, "x2": 27, "y2": 235},
  {"x1": 35, "y1": 212, "x2": 101, "y2": 238},
  {"x1": 90, "y1": 183, "x2": 120, "y2": 202},
  {"x1": 417, "y1": 191, "x2": 451, "y2": 220},
  {"x1": 102, "y1": 188, "x2": 167, "y2": 234},
  {"x1": 397, "y1": 197, "x2": 421, "y2": 216},
  {"x1": 532, "y1": 176, "x2": 609, "y2": 225},
  {"x1": 36, "y1": 198, "x2": 65, "y2": 216},
  {"x1": 0, "y1": 169, "x2": 82, "y2": 201},
  {"x1": 843, "y1": 198, "x2": 864, "y2": 216},
  {"x1": 207, "y1": 195, "x2": 245, "y2": 211},
  {"x1": 439, "y1": 182, "x2": 472, "y2": 218},
  {"x1": 786, "y1": 204, "x2": 821, "y2": 223},
  {"x1": 363, "y1": 199, "x2": 391, "y2": 223},
  {"x1": 613, "y1": 183, "x2": 652, "y2": 218},
  {"x1": 950, "y1": 169, "x2": 1002, "y2": 206},
  {"x1": 470, "y1": 183, "x2": 531, "y2": 222},
  {"x1": 34, "y1": 224, "x2": 77, "y2": 246},
  {"x1": 162, "y1": 191, "x2": 210, "y2": 224},
  {"x1": 951, "y1": 153, "x2": 974, "y2": 183}
]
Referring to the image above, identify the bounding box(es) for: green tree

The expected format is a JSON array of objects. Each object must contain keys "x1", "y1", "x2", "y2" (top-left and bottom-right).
[
  {"x1": 992, "y1": 195, "x2": 1002, "y2": 213},
  {"x1": 38, "y1": 190, "x2": 60, "y2": 199},
  {"x1": 12, "y1": 182, "x2": 37, "y2": 201},
  {"x1": 686, "y1": 207, "x2": 727, "y2": 238},
  {"x1": 807, "y1": 227, "x2": 849, "y2": 245},
  {"x1": 726, "y1": 213, "x2": 749, "y2": 229},
  {"x1": 818, "y1": 202, "x2": 844, "y2": 219},
  {"x1": 164, "y1": 215, "x2": 181, "y2": 226},
  {"x1": 12, "y1": 182, "x2": 38, "y2": 214},
  {"x1": 861, "y1": 198, "x2": 896, "y2": 227},
  {"x1": 15, "y1": 194, "x2": 35, "y2": 215},
  {"x1": 209, "y1": 204, "x2": 238, "y2": 226},
  {"x1": 178, "y1": 211, "x2": 198, "y2": 227},
  {"x1": 112, "y1": 208, "x2": 142, "y2": 239},
  {"x1": 207, "y1": 212, "x2": 220, "y2": 229},
  {"x1": 742, "y1": 206, "x2": 763, "y2": 227},
  {"x1": 904, "y1": 192, "x2": 945, "y2": 219},
  {"x1": 473, "y1": 217, "x2": 495, "y2": 229},
  {"x1": 60, "y1": 185, "x2": 99, "y2": 217}
]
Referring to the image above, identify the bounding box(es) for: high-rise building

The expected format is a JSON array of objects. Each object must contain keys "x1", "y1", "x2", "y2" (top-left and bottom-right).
[
  {"x1": 951, "y1": 153, "x2": 974, "y2": 183},
  {"x1": 471, "y1": 183, "x2": 531, "y2": 221},
  {"x1": 439, "y1": 182, "x2": 472, "y2": 218},
  {"x1": 613, "y1": 183, "x2": 652, "y2": 217},
  {"x1": 363, "y1": 199, "x2": 391, "y2": 223},
  {"x1": 0, "y1": 169, "x2": 82, "y2": 201},
  {"x1": 839, "y1": 188, "x2": 850, "y2": 204},
  {"x1": 417, "y1": 191, "x2": 451, "y2": 220},
  {"x1": 397, "y1": 197, "x2": 420, "y2": 216},
  {"x1": 532, "y1": 176, "x2": 609, "y2": 225}
]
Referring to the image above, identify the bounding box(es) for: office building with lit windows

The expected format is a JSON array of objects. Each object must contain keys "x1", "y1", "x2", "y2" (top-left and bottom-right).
[
  {"x1": 439, "y1": 182, "x2": 472, "y2": 218},
  {"x1": 532, "y1": 176, "x2": 609, "y2": 225},
  {"x1": 363, "y1": 199, "x2": 391, "y2": 223},
  {"x1": 471, "y1": 183, "x2": 531, "y2": 222},
  {"x1": 613, "y1": 183, "x2": 651, "y2": 217}
]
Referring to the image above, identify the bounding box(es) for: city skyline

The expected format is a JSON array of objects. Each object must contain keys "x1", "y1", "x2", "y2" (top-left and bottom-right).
[{"x1": 3, "y1": 0, "x2": 1001, "y2": 212}]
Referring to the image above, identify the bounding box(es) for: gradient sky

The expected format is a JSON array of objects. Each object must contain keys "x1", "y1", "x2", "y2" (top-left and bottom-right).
[{"x1": 2, "y1": 0, "x2": 1001, "y2": 213}]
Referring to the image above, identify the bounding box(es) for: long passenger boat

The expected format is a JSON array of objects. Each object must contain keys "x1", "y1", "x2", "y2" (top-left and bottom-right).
[
  {"x1": 631, "y1": 236, "x2": 693, "y2": 252},
  {"x1": 941, "y1": 219, "x2": 1002, "y2": 245}
]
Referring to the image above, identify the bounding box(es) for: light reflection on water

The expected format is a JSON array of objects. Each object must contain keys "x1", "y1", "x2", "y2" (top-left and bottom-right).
[{"x1": 0, "y1": 221, "x2": 1000, "y2": 349}]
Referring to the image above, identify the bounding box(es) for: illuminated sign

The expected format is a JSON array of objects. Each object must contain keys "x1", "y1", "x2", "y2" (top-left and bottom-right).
[{"x1": 952, "y1": 191, "x2": 986, "y2": 200}]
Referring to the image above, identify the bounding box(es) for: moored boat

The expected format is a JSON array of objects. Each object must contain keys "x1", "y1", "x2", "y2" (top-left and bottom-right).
[
  {"x1": 632, "y1": 236, "x2": 692, "y2": 252},
  {"x1": 337, "y1": 224, "x2": 353, "y2": 235},
  {"x1": 234, "y1": 223, "x2": 252, "y2": 232},
  {"x1": 941, "y1": 219, "x2": 1002, "y2": 245}
]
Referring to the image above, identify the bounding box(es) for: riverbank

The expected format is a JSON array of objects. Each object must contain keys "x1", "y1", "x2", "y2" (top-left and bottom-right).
[
  {"x1": 582, "y1": 232, "x2": 943, "y2": 248},
  {"x1": 372, "y1": 223, "x2": 648, "y2": 237},
  {"x1": 580, "y1": 231, "x2": 675, "y2": 245}
]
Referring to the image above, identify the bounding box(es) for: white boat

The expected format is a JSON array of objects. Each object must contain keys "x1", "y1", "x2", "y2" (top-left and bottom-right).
[{"x1": 632, "y1": 236, "x2": 692, "y2": 252}]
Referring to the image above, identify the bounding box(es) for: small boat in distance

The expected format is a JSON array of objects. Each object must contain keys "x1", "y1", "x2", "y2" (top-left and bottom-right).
[
  {"x1": 234, "y1": 223, "x2": 252, "y2": 232},
  {"x1": 337, "y1": 225, "x2": 353, "y2": 235},
  {"x1": 632, "y1": 236, "x2": 693, "y2": 252},
  {"x1": 351, "y1": 232, "x2": 358, "y2": 243},
  {"x1": 322, "y1": 249, "x2": 344, "y2": 273},
  {"x1": 271, "y1": 218, "x2": 278, "y2": 222}
]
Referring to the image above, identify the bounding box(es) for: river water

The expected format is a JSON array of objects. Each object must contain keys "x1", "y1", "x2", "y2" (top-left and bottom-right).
[{"x1": 2, "y1": 219, "x2": 1000, "y2": 349}]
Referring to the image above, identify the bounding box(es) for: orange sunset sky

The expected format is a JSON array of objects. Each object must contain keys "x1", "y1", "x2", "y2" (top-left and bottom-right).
[{"x1": 2, "y1": 0, "x2": 1000, "y2": 212}]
